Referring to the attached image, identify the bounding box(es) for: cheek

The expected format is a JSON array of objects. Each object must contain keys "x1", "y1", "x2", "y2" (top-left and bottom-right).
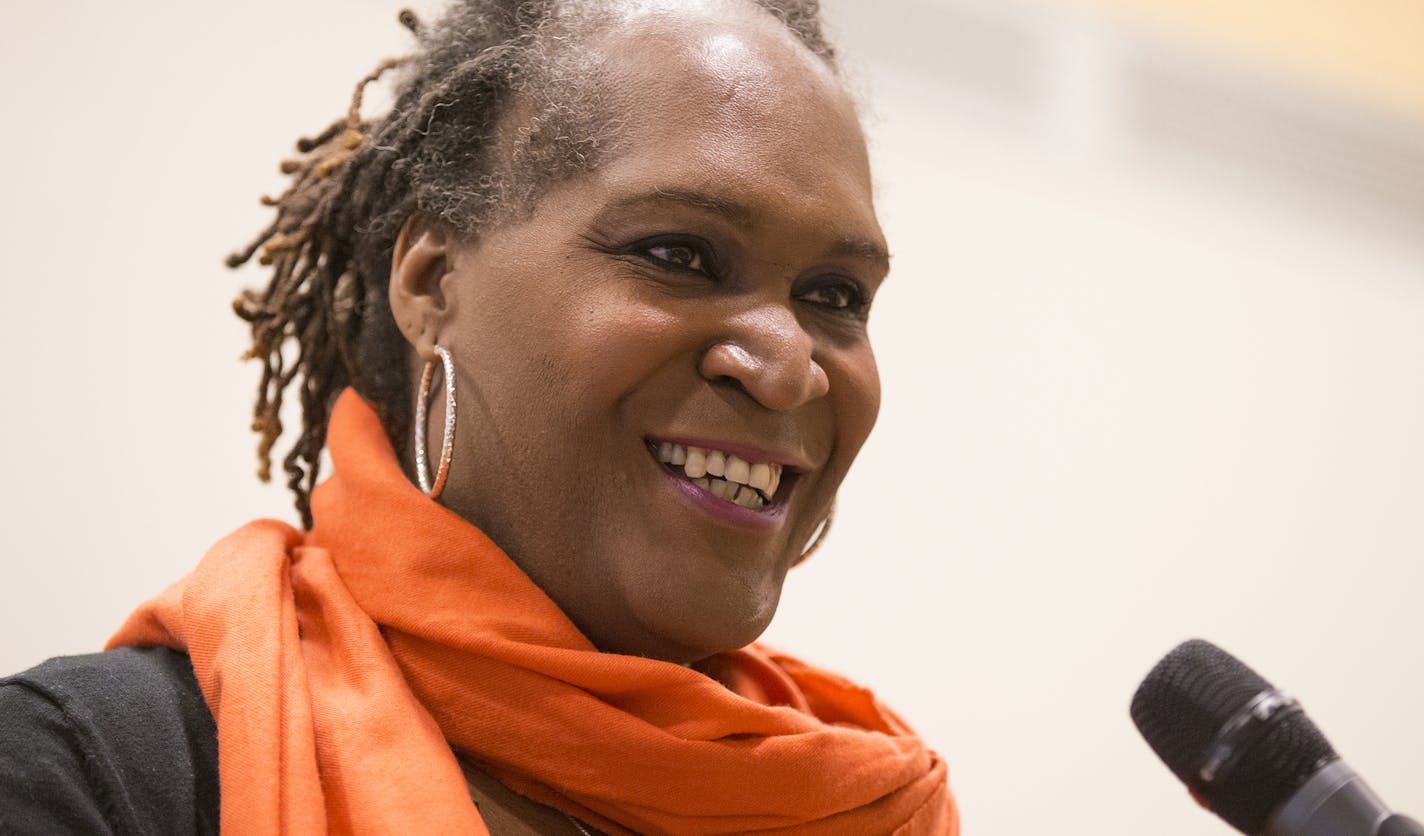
[
  {"x1": 833, "y1": 344, "x2": 881, "y2": 453},
  {"x1": 549, "y1": 295, "x2": 696, "y2": 404},
  {"x1": 467, "y1": 318, "x2": 685, "y2": 459}
]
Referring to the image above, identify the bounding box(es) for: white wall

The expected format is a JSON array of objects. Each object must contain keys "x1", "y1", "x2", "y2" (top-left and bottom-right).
[{"x1": 2, "y1": 1, "x2": 1421, "y2": 833}]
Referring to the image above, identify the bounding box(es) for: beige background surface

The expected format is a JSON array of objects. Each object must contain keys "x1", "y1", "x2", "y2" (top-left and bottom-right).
[{"x1": 2, "y1": 1, "x2": 1421, "y2": 833}]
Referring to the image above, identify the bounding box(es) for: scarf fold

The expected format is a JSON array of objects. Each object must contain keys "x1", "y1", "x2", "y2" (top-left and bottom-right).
[{"x1": 110, "y1": 389, "x2": 956, "y2": 835}]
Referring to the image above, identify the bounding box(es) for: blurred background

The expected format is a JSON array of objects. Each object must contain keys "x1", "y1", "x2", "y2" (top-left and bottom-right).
[{"x1": 2, "y1": 0, "x2": 1421, "y2": 833}]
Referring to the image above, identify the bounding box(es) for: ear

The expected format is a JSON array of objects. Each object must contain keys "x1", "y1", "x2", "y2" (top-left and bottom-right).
[{"x1": 389, "y1": 212, "x2": 455, "y2": 361}]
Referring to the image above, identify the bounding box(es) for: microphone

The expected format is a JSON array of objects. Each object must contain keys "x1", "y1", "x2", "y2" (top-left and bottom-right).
[{"x1": 1130, "y1": 639, "x2": 1422, "y2": 836}]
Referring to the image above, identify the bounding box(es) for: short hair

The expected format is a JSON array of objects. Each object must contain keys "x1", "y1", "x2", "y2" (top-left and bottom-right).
[{"x1": 229, "y1": 0, "x2": 838, "y2": 527}]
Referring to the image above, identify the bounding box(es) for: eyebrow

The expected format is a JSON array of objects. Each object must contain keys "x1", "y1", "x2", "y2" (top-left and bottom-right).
[
  {"x1": 607, "y1": 186, "x2": 893, "y2": 271},
  {"x1": 830, "y1": 236, "x2": 893, "y2": 271},
  {"x1": 644, "y1": 187, "x2": 756, "y2": 225}
]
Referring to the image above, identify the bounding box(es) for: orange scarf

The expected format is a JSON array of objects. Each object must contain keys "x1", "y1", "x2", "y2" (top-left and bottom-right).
[{"x1": 110, "y1": 389, "x2": 956, "y2": 835}]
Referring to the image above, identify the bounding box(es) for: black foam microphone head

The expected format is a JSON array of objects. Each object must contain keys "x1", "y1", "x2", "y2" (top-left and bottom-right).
[{"x1": 1130, "y1": 639, "x2": 1338, "y2": 835}]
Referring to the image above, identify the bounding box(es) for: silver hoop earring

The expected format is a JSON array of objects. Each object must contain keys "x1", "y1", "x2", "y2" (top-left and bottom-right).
[
  {"x1": 415, "y1": 345, "x2": 456, "y2": 499},
  {"x1": 797, "y1": 500, "x2": 835, "y2": 564}
]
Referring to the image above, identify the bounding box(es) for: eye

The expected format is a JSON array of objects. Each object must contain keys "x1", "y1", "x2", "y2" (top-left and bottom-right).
[
  {"x1": 798, "y1": 277, "x2": 869, "y2": 314},
  {"x1": 642, "y1": 241, "x2": 708, "y2": 274}
]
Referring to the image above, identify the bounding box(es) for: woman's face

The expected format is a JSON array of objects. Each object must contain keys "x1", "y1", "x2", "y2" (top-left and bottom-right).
[{"x1": 391, "y1": 3, "x2": 887, "y2": 663}]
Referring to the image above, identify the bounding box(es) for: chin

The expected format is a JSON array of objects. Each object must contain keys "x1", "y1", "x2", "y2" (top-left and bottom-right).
[{"x1": 616, "y1": 569, "x2": 786, "y2": 663}]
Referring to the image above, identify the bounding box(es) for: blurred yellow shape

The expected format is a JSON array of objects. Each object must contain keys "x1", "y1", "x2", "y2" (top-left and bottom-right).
[{"x1": 1075, "y1": 0, "x2": 1424, "y2": 120}]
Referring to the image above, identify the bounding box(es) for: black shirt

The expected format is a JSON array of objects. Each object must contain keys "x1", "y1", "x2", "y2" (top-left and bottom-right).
[{"x1": 0, "y1": 647, "x2": 220, "y2": 835}]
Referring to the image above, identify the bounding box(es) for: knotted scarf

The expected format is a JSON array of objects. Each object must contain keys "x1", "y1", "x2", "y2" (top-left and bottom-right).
[{"x1": 109, "y1": 389, "x2": 956, "y2": 834}]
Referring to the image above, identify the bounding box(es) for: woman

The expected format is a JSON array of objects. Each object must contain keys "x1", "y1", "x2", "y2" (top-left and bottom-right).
[{"x1": 0, "y1": 0, "x2": 956, "y2": 833}]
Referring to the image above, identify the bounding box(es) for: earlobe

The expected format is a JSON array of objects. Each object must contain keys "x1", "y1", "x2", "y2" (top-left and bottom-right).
[{"x1": 389, "y1": 212, "x2": 454, "y2": 359}]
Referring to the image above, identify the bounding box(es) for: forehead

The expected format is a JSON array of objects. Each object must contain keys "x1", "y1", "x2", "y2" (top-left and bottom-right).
[
  {"x1": 582, "y1": 3, "x2": 880, "y2": 240},
  {"x1": 594, "y1": 5, "x2": 855, "y2": 146}
]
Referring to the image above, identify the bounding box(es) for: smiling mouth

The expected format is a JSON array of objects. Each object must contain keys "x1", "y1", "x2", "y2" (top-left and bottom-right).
[{"x1": 646, "y1": 440, "x2": 788, "y2": 512}]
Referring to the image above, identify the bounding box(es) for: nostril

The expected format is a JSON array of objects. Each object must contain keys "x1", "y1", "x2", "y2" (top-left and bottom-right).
[{"x1": 709, "y1": 374, "x2": 750, "y2": 396}]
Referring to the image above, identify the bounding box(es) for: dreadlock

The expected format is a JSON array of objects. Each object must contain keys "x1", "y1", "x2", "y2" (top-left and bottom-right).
[{"x1": 229, "y1": 0, "x2": 839, "y2": 528}]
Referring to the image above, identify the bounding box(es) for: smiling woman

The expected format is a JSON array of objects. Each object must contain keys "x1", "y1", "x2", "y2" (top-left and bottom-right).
[
  {"x1": 0, "y1": 1, "x2": 953, "y2": 834},
  {"x1": 390, "y1": 20, "x2": 889, "y2": 662}
]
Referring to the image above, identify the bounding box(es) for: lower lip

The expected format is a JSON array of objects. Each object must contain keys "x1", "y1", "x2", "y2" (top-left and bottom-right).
[{"x1": 657, "y1": 463, "x2": 786, "y2": 529}]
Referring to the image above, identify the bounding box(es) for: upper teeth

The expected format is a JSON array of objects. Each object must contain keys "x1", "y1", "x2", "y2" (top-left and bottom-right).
[{"x1": 655, "y1": 442, "x2": 783, "y2": 507}]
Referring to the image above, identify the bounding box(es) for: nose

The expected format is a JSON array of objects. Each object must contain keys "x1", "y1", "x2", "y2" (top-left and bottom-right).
[{"x1": 698, "y1": 305, "x2": 830, "y2": 411}]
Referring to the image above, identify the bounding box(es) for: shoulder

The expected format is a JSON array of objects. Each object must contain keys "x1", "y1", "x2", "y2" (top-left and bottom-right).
[{"x1": 0, "y1": 646, "x2": 219, "y2": 835}]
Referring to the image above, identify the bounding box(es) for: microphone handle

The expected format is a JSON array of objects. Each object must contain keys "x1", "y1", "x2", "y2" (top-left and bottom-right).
[{"x1": 1267, "y1": 759, "x2": 1423, "y2": 836}]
